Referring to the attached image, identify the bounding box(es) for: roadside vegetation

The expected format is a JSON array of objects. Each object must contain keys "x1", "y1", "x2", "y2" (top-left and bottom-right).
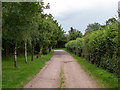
[
  {"x1": 2, "y1": 2, "x2": 66, "y2": 68},
  {"x1": 65, "y1": 19, "x2": 118, "y2": 75},
  {"x1": 65, "y1": 19, "x2": 119, "y2": 88},
  {"x1": 64, "y1": 49, "x2": 118, "y2": 88},
  {"x1": 2, "y1": 50, "x2": 54, "y2": 88},
  {"x1": 2, "y1": 1, "x2": 119, "y2": 89},
  {"x1": 2, "y1": 2, "x2": 66, "y2": 88},
  {"x1": 58, "y1": 69, "x2": 65, "y2": 88}
]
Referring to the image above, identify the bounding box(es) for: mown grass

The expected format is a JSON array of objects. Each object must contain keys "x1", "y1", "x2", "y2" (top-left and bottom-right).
[
  {"x1": 64, "y1": 49, "x2": 118, "y2": 88},
  {"x1": 2, "y1": 50, "x2": 54, "y2": 88}
]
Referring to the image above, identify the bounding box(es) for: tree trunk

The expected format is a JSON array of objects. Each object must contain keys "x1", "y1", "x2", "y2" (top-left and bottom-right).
[
  {"x1": 76, "y1": 47, "x2": 79, "y2": 56},
  {"x1": 49, "y1": 46, "x2": 51, "y2": 53},
  {"x1": 39, "y1": 45, "x2": 42, "y2": 57},
  {"x1": 14, "y1": 43, "x2": 17, "y2": 67},
  {"x1": 25, "y1": 42, "x2": 27, "y2": 64},
  {"x1": 31, "y1": 44, "x2": 34, "y2": 61},
  {"x1": 36, "y1": 45, "x2": 42, "y2": 58}
]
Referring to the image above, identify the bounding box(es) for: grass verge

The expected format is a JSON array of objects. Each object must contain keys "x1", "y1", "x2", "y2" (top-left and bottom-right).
[
  {"x1": 64, "y1": 49, "x2": 118, "y2": 88},
  {"x1": 2, "y1": 50, "x2": 54, "y2": 88}
]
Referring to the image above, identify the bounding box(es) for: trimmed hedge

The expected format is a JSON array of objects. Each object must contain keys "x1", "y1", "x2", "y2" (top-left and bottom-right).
[
  {"x1": 65, "y1": 23, "x2": 118, "y2": 75},
  {"x1": 65, "y1": 38, "x2": 84, "y2": 56}
]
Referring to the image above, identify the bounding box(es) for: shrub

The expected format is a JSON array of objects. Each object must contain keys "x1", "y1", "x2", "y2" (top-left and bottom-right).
[
  {"x1": 66, "y1": 23, "x2": 118, "y2": 75},
  {"x1": 65, "y1": 38, "x2": 84, "y2": 56}
]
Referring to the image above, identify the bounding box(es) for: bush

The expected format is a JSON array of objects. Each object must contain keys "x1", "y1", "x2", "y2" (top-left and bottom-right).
[
  {"x1": 65, "y1": 38, "x2": 84, "y2": 56},
  {"x1": 65, "y1": 23, "x2": 118, "y2": 75},
  {"x1": 65, "y1": 40, "x2": 76, "y2": 53}
]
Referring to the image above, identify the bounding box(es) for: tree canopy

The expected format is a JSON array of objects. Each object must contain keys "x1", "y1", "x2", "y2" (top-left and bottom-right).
[
  {"x1": 2, "y1": 2, "x2": 66, "y2": 67},
  {"x1": 68, "y1": 27, "x2": 83, "y2": 41}
]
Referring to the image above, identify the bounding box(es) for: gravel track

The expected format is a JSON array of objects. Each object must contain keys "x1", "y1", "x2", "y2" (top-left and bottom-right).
[{"x1": 24, "y1": 50, "x2": 98, "y2": 88}]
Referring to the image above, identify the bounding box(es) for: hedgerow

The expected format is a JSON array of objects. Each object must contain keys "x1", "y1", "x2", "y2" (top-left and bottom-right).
[{"x1": 65, "y1": 23, "x2": 118, "y2": 75}]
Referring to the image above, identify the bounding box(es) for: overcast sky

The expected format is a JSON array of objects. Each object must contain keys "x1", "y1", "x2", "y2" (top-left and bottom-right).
[{"x1": 44, "y1": 0, "x2": 119, "y2": 34}]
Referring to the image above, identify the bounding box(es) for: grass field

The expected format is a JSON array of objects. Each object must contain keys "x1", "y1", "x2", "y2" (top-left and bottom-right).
[
  {"x1": 2, "y1": 50, "x2": 54, "y2": 88},
  {"x1": 64, "y1": 49, "x2": 118, "y2": 88}
]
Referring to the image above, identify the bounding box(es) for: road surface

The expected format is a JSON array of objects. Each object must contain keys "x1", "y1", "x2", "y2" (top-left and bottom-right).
[{"x1": 24, "y1": 50, "x2": 98, "y2": 88}]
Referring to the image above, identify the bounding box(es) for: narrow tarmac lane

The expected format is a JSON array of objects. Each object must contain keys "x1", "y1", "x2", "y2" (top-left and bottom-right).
[{"x1": 24, "y1": 50, "x2": 98, "y2": 88}]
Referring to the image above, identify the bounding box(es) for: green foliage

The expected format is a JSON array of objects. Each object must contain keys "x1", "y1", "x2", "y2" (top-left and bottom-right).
[
  {"x1": 2, "y1": 50, "x2": 54, "y2": 88},
  {"x1": 66, "y1": 22, "x2": 118, "y2": 75},
  {"x1": 76, "y1": 38, "x2": 84, "y2": 49},
  {"x1": 68, "y1": 27, "x2": 83, "y2": 41},
  {"x1": 55, "y1": 26, "x2": 67, "y2": 48},
  {"x1": 85, "y1": 22, "x2": 101, "y2": 32},
  {"x1": 65, "y1": 38, "x2": 84, "y2": 56},
  {"x1": 106, "y1": 18, "x2": 118, "y2": 26},
  {"x1": 87, "y1": 23, "x2": 118, "y2": 74},
  {"x1": 64, "y1": 49, "x2": 118, "y2": 88},
  {"x1": 65, "y1": 27, "x2": 83, "y2": 53},
  {"x1": 2, "y1": 2, "x2": 65, "y2": 57}
]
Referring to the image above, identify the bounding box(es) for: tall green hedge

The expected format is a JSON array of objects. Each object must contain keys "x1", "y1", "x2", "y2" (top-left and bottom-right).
[
  {"x1": 65, "y1": 38, "x2": 84, "y2": 56},
  {"x1": 65, "y1": 23, "x2": 118, "y2": 75}
]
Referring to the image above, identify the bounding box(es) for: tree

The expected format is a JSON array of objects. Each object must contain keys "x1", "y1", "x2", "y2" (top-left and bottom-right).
[
  {"x1": 85, "y1": 22, "x2": 100, "y2": 32},
  {"x1": 2, "y1": 2, "x2": 25, "y2": 67},
  {"x1": 2, "y1": 2, "x2": 44, "y2": 67},
  {"x1": 68, "y1": 27, "x2": 82, "y2": 41},
  {"x1": 106, "y1": 18, "x2": 117, "y2": 26},
  {"x1": 2, "y1": 2, "x2": 66, "y2": 68},
  {"x1": 20, "y1": 2, "x2": 44, "y2": 63},
  {"x1": 55, "y1": 25, "x2": 67, "y2": 48}
]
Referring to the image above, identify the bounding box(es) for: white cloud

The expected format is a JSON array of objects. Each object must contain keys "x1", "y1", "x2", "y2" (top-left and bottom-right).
[
  {"x1": 44, "y1": 0, "x2": 119, "y2": 17},
  {"x1": 43, "y1": 0, "x2": 119, "y2": 34}
]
